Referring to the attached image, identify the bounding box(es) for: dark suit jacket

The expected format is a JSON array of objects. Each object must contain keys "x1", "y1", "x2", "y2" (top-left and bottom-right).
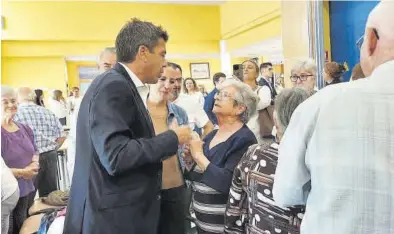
[
  {"x1": 258, "y1": 77, "x2": 277, "y2": 98},
  {"x1": 63, "y1": 63, "x2": 179, "y2": 234},
  {"x1": 203, "y1": 88, "x2": 218, "y2": 125}
]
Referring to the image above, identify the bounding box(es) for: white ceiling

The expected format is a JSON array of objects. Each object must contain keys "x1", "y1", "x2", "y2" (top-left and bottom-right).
[{"x1": 230, "y1": 36, "x2": 283, "y2": 63}]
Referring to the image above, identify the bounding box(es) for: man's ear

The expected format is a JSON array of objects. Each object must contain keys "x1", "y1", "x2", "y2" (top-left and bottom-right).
[
  {"x1": 137, "y1": 45, "x2": 149, "y2": 62},
  {"x1": 365, "y1": 28, "x2": 378, "y2": 56}
]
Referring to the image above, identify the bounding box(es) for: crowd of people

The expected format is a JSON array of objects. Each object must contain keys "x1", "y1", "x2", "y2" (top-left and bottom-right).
[{"x1": 1, "y1": 1, "x2": 394, "y2": 234}]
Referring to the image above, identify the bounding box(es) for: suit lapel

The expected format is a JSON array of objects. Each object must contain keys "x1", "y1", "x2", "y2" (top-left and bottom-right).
[{"x1": 113, "y1": 63, "x2": 155, "y2": 136}]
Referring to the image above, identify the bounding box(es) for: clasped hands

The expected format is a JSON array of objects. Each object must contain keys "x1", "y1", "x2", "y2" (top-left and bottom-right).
[
  {"x1": 170, "y1": 120, "x2": 209, "y2": 171},
  {"x1": 17, "y1": 155, "x2": 40, "y2": 180}
]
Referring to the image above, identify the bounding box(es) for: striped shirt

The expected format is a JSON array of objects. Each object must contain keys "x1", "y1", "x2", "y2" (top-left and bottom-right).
[
  {"x1": 14, "y1": 102, "x2": 63, "y2": 153},
  {"x1": 225, "y1": 143, "x2": 304, "y2": 234},
  {"x1": 186, "y1": 126, "x2": 257, "y2": 234}
]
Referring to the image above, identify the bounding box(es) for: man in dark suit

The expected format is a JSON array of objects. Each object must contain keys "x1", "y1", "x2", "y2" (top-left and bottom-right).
[
  {"x1": 63, "y1": 18, "x2": 192, "y2": 234},
  {"x1": 258, "y1": 62, "x2": 277, "y2": 103}
]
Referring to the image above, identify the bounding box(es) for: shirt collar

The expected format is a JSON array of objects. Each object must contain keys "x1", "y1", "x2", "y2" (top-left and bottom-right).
[
  {"x1": 167, "y1": 102, "x2": 176, "y2": 117},
  {"x1": 119, "y1": 62, "x2": 145, "y2": 88},
  {"x1": 370, "y1": 60, "x2": 394, "y2": 80},
  {"x1": 19, "y1": 102, "x2": 36, "y2": 107}
]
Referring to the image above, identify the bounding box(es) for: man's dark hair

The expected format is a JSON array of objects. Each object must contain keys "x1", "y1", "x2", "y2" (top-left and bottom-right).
[
  {"x1": 213, "y1": 72, "x2": 226, "y2": 85},
  {"x1": 167, "y1": 62, "x2": 182, "y2": 74},
  {"x1": 116, "y1": 18, "x2": 169, "y2": 63},
  {"x1": 260, "y1": 62, "x2": 273, "y2": 70}
]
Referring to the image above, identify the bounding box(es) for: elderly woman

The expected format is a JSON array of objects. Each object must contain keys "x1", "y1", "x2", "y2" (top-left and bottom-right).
[
  {"x1": 224, "y1": 87, "x2": 313, "y2": 234},
  {"x1": 241, "y1": 60, "x2": 272, "y2": 146},
  {"x1": 185, "y1": 80, "x2": 258, "y2": 234},
  {"x1": 1, "y1": 86, "x2": 39, "y2": 234},
  {"x1": 290, "y1": 59, "x2": 317, "y2": 91}
]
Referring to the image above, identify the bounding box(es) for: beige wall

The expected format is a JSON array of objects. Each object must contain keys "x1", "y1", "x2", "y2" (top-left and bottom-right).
[{"x1": 281, "y1": 1, "x2": 311, "y2": 88}]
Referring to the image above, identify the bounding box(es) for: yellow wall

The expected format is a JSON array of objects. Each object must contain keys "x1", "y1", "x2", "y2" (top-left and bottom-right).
[
  {"x1": 323, "y1": 1, "x2": 332, "y2": 62},
  {"x1": 1, "y1": 1, "x2": 221, "y2": 90},
  {"x1": 2, "y1": 57, "x2": 67, "y2": 91},
  {"x1": 220, "y1": 1, "x2": 282, "y2": 51}
]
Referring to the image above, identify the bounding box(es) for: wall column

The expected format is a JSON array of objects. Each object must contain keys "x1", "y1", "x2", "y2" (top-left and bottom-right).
[
  {"x1": 281, "y1": 1, "x2": 325, "y2": 89},
  {"x1": 220, "y1": 40, "x2": 232, "y2": 77}
]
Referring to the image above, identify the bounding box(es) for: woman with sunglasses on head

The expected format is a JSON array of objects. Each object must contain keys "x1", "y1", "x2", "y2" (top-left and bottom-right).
[{"x1": 184, "y1": 80, "x2": 258, "y2": 234}]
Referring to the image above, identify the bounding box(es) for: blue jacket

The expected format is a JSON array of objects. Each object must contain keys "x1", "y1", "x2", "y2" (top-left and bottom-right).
[
  {"x1": 204, "y1": 88, "x2": 218, "y2": 125},
  {"x1": 167, "y1": 102, "x2": 189, "y2": 169}
]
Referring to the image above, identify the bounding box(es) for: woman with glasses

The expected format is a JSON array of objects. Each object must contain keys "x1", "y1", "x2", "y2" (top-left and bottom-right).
[
  {"x1": 184, "y1": 80, "x2": 258, "y2": 234},
  {"x1": 290, "y1": 59, "x2": 317, "y2": 91}
]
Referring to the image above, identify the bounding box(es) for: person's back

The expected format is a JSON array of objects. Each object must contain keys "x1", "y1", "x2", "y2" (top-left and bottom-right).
[
  {"x1": 274, "y1": 3, "x2": 394, "y2": 232},
  {"x1": 297, "y1": 70, "x2": 394, "y2": 233}
]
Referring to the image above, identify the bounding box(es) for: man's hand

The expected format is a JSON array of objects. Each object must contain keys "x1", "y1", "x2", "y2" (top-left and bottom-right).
[
  {"x1": 169, "y1": 118, "x2": 192, "y2": 145},
  {"x1": 172, "y1": 126, "x2": 192, "y2": 145}
]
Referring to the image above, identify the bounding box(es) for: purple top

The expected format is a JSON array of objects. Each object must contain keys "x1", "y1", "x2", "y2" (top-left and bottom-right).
[{"x1": 1, "y1": 122, "x2": 37, "y2": 197}]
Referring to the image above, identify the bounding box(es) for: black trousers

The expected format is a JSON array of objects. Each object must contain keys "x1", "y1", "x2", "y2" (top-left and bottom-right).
[
  {"x1": 8, "y1": 193, "x2": 32, "y2": 234},
  {"x1": 37, "y1": 150, "x2": 59, "y2": 197},
  {"x1": 159, "y1": 185, "x2": 186, "y2": 234}
]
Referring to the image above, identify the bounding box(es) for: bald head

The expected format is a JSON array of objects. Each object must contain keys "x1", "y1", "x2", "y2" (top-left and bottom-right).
[
  {"x1": 98, "y1": 47, "x2": 117, "y2": 73},
  {"x1": 16, "y1": 87, "x2": 36, "y2": 104},
  {"x1": 360, "y1": 1, "x2": 394, "y2": 76}
]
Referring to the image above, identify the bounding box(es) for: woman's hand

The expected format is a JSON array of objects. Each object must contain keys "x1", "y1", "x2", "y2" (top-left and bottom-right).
[
  {"x1": 189, "y1": 138, "x2": 204, "y2": 157},
  {"x1": 189, "y1": 138, "x2": 210, "y2": 172},
  {"x1": 21, "y1": 160, "x2": 40, "y2": 179},
  {"x1": 182, "y1": 144, "x2": 193, "y2": 164}
]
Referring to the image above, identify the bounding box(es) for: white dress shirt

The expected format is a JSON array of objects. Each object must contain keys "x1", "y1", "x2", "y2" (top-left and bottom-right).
[
  {"x1": 48, "y1": 99, "x2": 68, "y2": 119},
  {"x1": 174, "y1": 95, "x2": 209, "y2": 129},
  {"x1": 273, "y1": 60, "x2": 394, "y2": 234},
  {"x1": 119, "y1": 63, "x2": 149, "y2": 109},
  {"x1": 247, "y1": 86, "x2": 272, "y2": 143}
]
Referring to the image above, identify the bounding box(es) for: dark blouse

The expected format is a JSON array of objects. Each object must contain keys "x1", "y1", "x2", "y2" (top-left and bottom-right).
[
  {"x1": 185, "y1": 125, "x2": 257, "y2": 234},
  {"x1": 224, "y1": 143, "x2": 305, "y2": 234}
]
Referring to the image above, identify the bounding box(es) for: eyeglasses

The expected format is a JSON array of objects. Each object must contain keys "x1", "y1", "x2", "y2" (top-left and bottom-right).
[
  {"x1": 214, "y1": 90, "x2": 233, "y2": 100},
  {"x1": 290, "y1": 74, "x2": 314, "y2": 82},
  {"x1": 356, "y1": 28, "x2": 380, "y2": 50}
]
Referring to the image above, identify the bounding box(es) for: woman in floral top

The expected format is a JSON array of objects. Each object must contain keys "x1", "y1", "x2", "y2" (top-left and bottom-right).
[{"x1": 224, "y1": 87, "x2": 314, "y2": 234}]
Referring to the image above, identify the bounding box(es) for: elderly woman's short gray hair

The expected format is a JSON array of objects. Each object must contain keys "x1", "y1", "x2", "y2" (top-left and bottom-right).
[
  {"x1": 274, "y1": 87, "x2": 314, "y2": 133},
  {"x1": 1, "y1": 86, "x2": 17, "y2": 98},
  {"x1": 219, "y1": 80, "x2": 259, "y2": 123},
  {"x1": 291, "y1": 59, "x2": 317, "y2": 77}
]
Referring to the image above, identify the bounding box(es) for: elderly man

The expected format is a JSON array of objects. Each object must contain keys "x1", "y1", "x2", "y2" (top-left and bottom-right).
[
  {"x1": 67, "y1": 48, "x2": 118, "y2": 179},
  {"x1": 97, "y1": 47, "x2": 117, "y2": 73},
  {"x1": 273, "y1": 2, "x2": 394, "y2": 233},
  {"x1": 14, "y1": 87, "x2": 65, "y2": 197}
]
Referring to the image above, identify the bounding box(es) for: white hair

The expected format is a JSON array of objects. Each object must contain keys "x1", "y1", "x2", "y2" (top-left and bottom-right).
[
  {"x1": 291, "y1": 59, "x2": 317, "y2": 77},
  {"x1": 16, "y1": 87, "x2": 36, "y2": 101},
  {"x1": 219, "y1": 80, "x2": 259, "y2": 123},
  {"x1": 1, "y1": 86, "x2": 16, "y2": 98},
  {"x1": 274, "y1": 87, "x2": 314, "y2": 134},
  {"x1": 367, "y1": 1, "x2": 394, "y2": 44},
  {"x1": 98, "y1": 47, "x2": 116, "y2": 63}
]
